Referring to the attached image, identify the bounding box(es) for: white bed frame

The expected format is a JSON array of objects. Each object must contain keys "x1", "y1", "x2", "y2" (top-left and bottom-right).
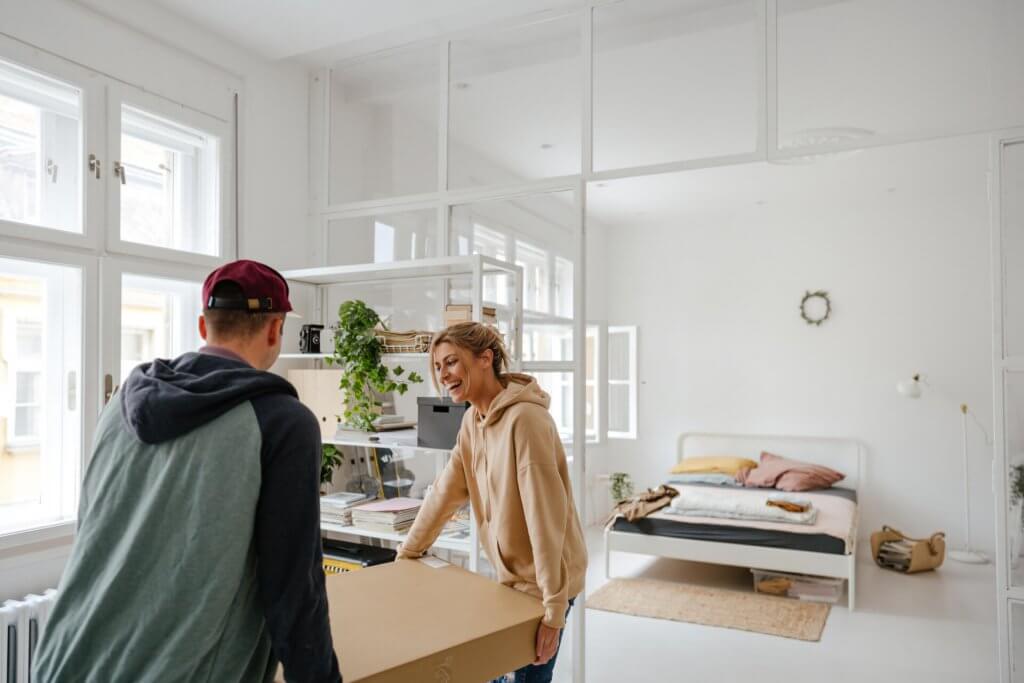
[{"x1": 604, "y1": 432, "x2": 864, "y2": 610}]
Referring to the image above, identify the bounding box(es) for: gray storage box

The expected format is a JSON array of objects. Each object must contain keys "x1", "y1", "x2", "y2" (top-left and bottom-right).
[{"x1": 417, "y1": 397, "x2": 469, "y2": 449}]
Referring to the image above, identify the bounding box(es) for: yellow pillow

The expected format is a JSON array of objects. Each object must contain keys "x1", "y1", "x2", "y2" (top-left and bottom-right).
[{"x1": 670, "y1": 456, "x2": 758, "y2": 476}]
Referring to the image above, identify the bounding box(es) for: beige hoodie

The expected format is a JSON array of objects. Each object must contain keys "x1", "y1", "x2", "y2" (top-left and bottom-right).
[{"x1": 398, "y1": 374, "x2": 587, "y2": 628}]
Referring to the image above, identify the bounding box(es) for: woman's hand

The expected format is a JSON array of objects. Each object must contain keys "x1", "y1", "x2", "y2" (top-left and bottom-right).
[{"x1": 534, "y1": 623, "x2": 561, "y2": 665}]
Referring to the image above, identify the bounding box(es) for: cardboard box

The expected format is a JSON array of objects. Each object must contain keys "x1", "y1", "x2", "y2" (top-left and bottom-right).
[{"x1": 323, "y1": 559, "x2": 543, "y2": 682}]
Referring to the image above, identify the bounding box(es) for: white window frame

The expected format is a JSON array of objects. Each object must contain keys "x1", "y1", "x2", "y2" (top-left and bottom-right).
[
  {"x1": 0, "y1": 36, "x2": 104, "y2": 252},
  {"x1": 106, "y1": 84, "x2": 234, "y2": 267},
  {"x1": 0, "y1": 238, "x2": 96, "y2": 548},
  {"x1": 607, "y1": 325, "x2": 638, "y2": 440}
]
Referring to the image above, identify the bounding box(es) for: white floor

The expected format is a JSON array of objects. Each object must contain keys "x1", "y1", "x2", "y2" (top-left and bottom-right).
[{"x1": 550, "y1": 526, "x2": 997, "y2": 683}]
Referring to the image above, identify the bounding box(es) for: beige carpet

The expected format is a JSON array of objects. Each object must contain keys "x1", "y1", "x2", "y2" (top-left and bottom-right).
[{"x1": 587, "y1": 578, "x2": 830, "y2": 641}]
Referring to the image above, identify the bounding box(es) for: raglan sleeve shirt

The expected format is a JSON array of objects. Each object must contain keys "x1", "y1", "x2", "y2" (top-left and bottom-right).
[{"x1": 252, "y1": 395, "x2": 342, "y2": 683}]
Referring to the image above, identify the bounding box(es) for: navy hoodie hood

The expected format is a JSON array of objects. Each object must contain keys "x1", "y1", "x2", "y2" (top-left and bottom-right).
[{"x1": 120, "y1": 351, "x2": 297, "y2": 444}]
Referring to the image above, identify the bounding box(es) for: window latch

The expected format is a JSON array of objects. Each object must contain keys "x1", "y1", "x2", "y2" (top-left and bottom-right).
[
  {"x1": 46, "y1": 159, "x2": 59, "y2": 184},
  {"x1": 113, "y1": 161, "x2": 127, "y2": 186},
  {"x1": 104, "y1": 374, "x2": 119, "y2": 405},
  {"x1": 88, "y1": 154, "x2": 101, "y2": 180}
]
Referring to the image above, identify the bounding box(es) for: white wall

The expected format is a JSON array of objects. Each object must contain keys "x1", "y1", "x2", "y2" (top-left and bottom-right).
[
  {"x1": 598, "y1": 134, "x2": 997, "y2": 552},
  {"x1": 0, "y1": 0, "x2": 311, "y2": 599}
]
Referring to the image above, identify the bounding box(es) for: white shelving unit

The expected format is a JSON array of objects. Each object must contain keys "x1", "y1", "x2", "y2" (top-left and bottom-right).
[{"x1": 281, "y1": 255, "x2": 524, "y2": 573}]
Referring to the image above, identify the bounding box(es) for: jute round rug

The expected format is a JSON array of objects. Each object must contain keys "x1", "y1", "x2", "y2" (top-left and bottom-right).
[{"x1": 586, "y1": 578, "x2": 830, "y2": 641}]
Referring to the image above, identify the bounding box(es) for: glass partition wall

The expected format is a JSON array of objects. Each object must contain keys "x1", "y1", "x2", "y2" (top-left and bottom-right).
[{"x1": 316, "y1": 3, "x2": 1024, "y2": 681}]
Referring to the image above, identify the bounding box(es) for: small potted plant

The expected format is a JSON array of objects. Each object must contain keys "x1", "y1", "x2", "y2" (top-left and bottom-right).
[
  {"x1": 325, "y1": 300, "x2": 423, "y2": 432},
  {"x1": 321, "y1": 444, "x2": 343, "y2": 494},
  {"x1": 609, "y1": 472, "x2": 634, "y2": 503}
]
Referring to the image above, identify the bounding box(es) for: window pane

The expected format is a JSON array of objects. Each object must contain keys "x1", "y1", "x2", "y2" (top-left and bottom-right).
[
  {"x1": 608, "y1": 384, "x2": 631, "y2": 434},
  {"x1": 15, "y1": 371, "x2": 40, "y2": 404},
  {"x1": 0, "y1": 256, "x2": 82, "y2": 530},
  {"x1": 16, "y1": 320, "x2": 41, "y2": 357},
  {"x1": 326, "y1": 210, "x2": 439, "y2": 266},
  {"x1": 0, "y1": 58, "x2": 82, "y2": 233},
  {"x1": 329, "y1": 45, "x2": 439, "y2": 203},
  {"x1": 120, "y1": 106, "x2": 220, "y2": 256},
  {"x1": 608, "y1": 331, "x2": 631, "y2": 382},
  {"x1": 449, "y1": 16, "x2": 581, "y2": 188},
  {"x1": 517, "y1": 240, "x2": 550, "y2": 314},
  {"x1": 1008, "y1": 371, "x2": 1024, "y2": 589},
  {"x1": 593, "y1": 0, "x2": 759, "y2": 170},
  {"x1": 778, "y1": 0, "x2": 1024, "y2": 153},
  {"x1": 1004, "y1": 141, "x2": 1024, "y2": 358},
  {"x1": 121, "y1": 274, "x2": 201, "y2": 380},
  {"x1": 450, "y1": 193, "x2": 576, "y2": 362}
]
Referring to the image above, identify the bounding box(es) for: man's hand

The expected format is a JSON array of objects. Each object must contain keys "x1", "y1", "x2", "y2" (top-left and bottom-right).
[{"x1": 534, "y1": 623, "x2": 561, "y2": 665}]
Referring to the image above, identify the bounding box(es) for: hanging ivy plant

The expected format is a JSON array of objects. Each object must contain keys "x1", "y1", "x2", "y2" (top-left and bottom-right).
[
  {"x1": 321, "y1": 443, "x2": 343, "y2": 490},
  {"x1": 325, "y1": 300, "x2": 423, "y2": 432}
]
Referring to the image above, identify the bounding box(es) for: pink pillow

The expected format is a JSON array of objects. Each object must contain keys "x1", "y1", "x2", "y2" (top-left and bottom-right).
[{"x1": 736, "y1": 451, "x2": 845, "y2": 492}]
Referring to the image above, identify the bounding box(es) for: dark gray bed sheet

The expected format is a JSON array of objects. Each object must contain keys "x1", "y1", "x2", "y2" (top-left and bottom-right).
[{"x1": 610, "y1": 482, "x2": 856, "y2": 556}]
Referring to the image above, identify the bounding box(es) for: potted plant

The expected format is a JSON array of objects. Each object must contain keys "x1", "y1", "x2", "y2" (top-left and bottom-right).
[
  {"x1": 609, "y1": 472, "x2": 634, "y2": 503},
  {"x1": 321, "y1": 443, "x2": 343, "y2": 494},
  {"x1": 325, "y1": 300, "x2": 423, "y2": 432},
  {"x1": 1010, "y1": 463, "x2": 1024, "y2": 567}
]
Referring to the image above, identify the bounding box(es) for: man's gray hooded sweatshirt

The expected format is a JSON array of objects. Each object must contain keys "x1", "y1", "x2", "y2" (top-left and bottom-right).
[{"x1": 33, "y1": 349, "x2": 341, "y2": 683}]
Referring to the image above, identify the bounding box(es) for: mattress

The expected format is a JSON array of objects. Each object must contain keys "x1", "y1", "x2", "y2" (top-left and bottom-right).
[
  {"x1": 611, "y1": 483, "x2": 857, "y2": 555},
  {"x1": 611, "y1": 515, "x2": 848, "y2": 555}
]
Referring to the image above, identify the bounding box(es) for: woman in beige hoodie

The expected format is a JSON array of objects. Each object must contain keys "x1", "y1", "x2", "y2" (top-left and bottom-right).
[{"x1": 398, "y1": 322, "x2": 587, "y2": 683}]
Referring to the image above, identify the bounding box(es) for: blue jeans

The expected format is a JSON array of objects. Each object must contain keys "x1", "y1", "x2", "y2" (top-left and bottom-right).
[{"x1": 492, "y1": 599, "x2": 574, "y2": 683}]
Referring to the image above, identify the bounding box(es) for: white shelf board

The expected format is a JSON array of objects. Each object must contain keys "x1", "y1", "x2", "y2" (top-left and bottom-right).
[
  {"x1": 320, "y1": 519, "x2": 470, "y2": 554},
  {"x1": 281, "y1": 255, "x2": 520, "y2": 286},
  {"x1": 325, "y1": 428, "x2": 452, "y2": 457}
]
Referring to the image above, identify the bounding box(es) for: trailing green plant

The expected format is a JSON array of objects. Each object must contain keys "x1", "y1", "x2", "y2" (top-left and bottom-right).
[
  {"x1": 321, "y1": 443, "x2": 343, "y2": 489},
  {"x1": 325, "y1": 300, "x2": 423, "y2": 432},
  {"x1": 1011, "y1": 464, "x2": 1024, "y2": 508},
  {"x1": 609, "y1": 472, "x2": 634, "y2": 502}
]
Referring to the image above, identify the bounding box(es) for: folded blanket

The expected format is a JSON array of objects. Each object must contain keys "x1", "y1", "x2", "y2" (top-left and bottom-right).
[
  {"x1": 669, "y1": 487, "x2": 818, "y2": 525},
  {"x1": 666, "y1": 473, "x2": 737, "y2": 486}
]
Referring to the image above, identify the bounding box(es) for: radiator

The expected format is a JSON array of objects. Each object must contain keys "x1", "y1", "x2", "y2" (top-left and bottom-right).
[{"x1": 1, "y1": 590, "x2": 57, "y2": 683}]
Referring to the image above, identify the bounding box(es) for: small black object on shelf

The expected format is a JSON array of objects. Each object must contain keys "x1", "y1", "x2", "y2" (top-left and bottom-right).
[{"x1": 299, "y1": 324, "x2": 324, "y2": 353}]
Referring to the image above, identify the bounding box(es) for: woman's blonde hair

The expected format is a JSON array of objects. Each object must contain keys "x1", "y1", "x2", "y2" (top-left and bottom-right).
[{"x1": 429, "y1": 322, "x2": 509, "y2": 392}]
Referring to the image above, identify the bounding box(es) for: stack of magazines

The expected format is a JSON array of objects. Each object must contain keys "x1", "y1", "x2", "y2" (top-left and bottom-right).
[
  {"x1": 877, "y1": 538, "x2": 914, "y2": 572},
  {"x1": 351, "y1": 497, "x2": 422, "y2": 533},
  {"x1": 320, "y1": 491, "x2": 373, "y2": 526}
]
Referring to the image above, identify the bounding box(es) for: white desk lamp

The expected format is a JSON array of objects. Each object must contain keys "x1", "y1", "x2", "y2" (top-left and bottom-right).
[{"x1": 897, "y1": 374, "x2": 991, "y2": 564}]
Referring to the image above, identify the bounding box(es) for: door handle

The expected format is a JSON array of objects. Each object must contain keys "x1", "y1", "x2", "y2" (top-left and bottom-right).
[
  {"x1": 88, "y1": 154, "x2": 101, "y2": 180},
  {"x1": 113, "y1": 161, "x2": 127, "y2": 185},
  {"x1": 104, "y1": 374, "x2": 119, "y2": 405}
]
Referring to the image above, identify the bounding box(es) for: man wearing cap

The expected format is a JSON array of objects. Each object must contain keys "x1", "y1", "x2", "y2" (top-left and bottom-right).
[{"x1": 34, "y1": 260, "x2": 342, "y2": 683}]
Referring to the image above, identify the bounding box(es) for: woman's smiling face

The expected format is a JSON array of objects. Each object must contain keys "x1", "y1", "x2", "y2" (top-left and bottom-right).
[{"x1": 434, "y1": 341, "x2": 470, "y2": 402}]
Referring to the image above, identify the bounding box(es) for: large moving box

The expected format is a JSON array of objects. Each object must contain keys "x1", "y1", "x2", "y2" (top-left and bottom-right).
[{"x1": 325, "y1": 559, "x2": 544, "y2": 682}]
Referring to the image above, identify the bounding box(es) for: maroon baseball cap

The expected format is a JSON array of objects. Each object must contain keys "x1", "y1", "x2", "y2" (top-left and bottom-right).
[{"x1": 202, "y1": 259, "x2": 292, "y2": 313}]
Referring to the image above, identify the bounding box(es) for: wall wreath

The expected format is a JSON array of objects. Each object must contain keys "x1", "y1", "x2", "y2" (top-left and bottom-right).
[{"x1": 800, "y1": 290, "x2": 831, "y2": 326}]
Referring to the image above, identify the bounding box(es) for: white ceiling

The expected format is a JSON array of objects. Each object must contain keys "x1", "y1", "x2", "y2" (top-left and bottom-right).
[{"x1": 143, "y1": 0, "x2": 578, "y2": 62}]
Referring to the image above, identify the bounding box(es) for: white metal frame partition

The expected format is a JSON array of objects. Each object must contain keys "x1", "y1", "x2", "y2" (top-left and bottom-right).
[
  {"x1": 311, "y1": 2, "x2": 1024, "y2": 679},
  {"x1": 992, "y1": 128, "x2": 1024, "y2": 683}
]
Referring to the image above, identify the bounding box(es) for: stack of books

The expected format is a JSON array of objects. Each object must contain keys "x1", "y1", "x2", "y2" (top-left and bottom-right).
[
  {"x1": 320, "y1": 491, "x2": 373, "y2": 526},
  {"x1": 877, "y1": 538, "x2": 914, "y2": 572},
  {"x1": 444, "y1": 304, "x2": 497, "y2": 327},
  {"x1": 351, "y1": 497, "x2": 422, "y2": 533}
]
